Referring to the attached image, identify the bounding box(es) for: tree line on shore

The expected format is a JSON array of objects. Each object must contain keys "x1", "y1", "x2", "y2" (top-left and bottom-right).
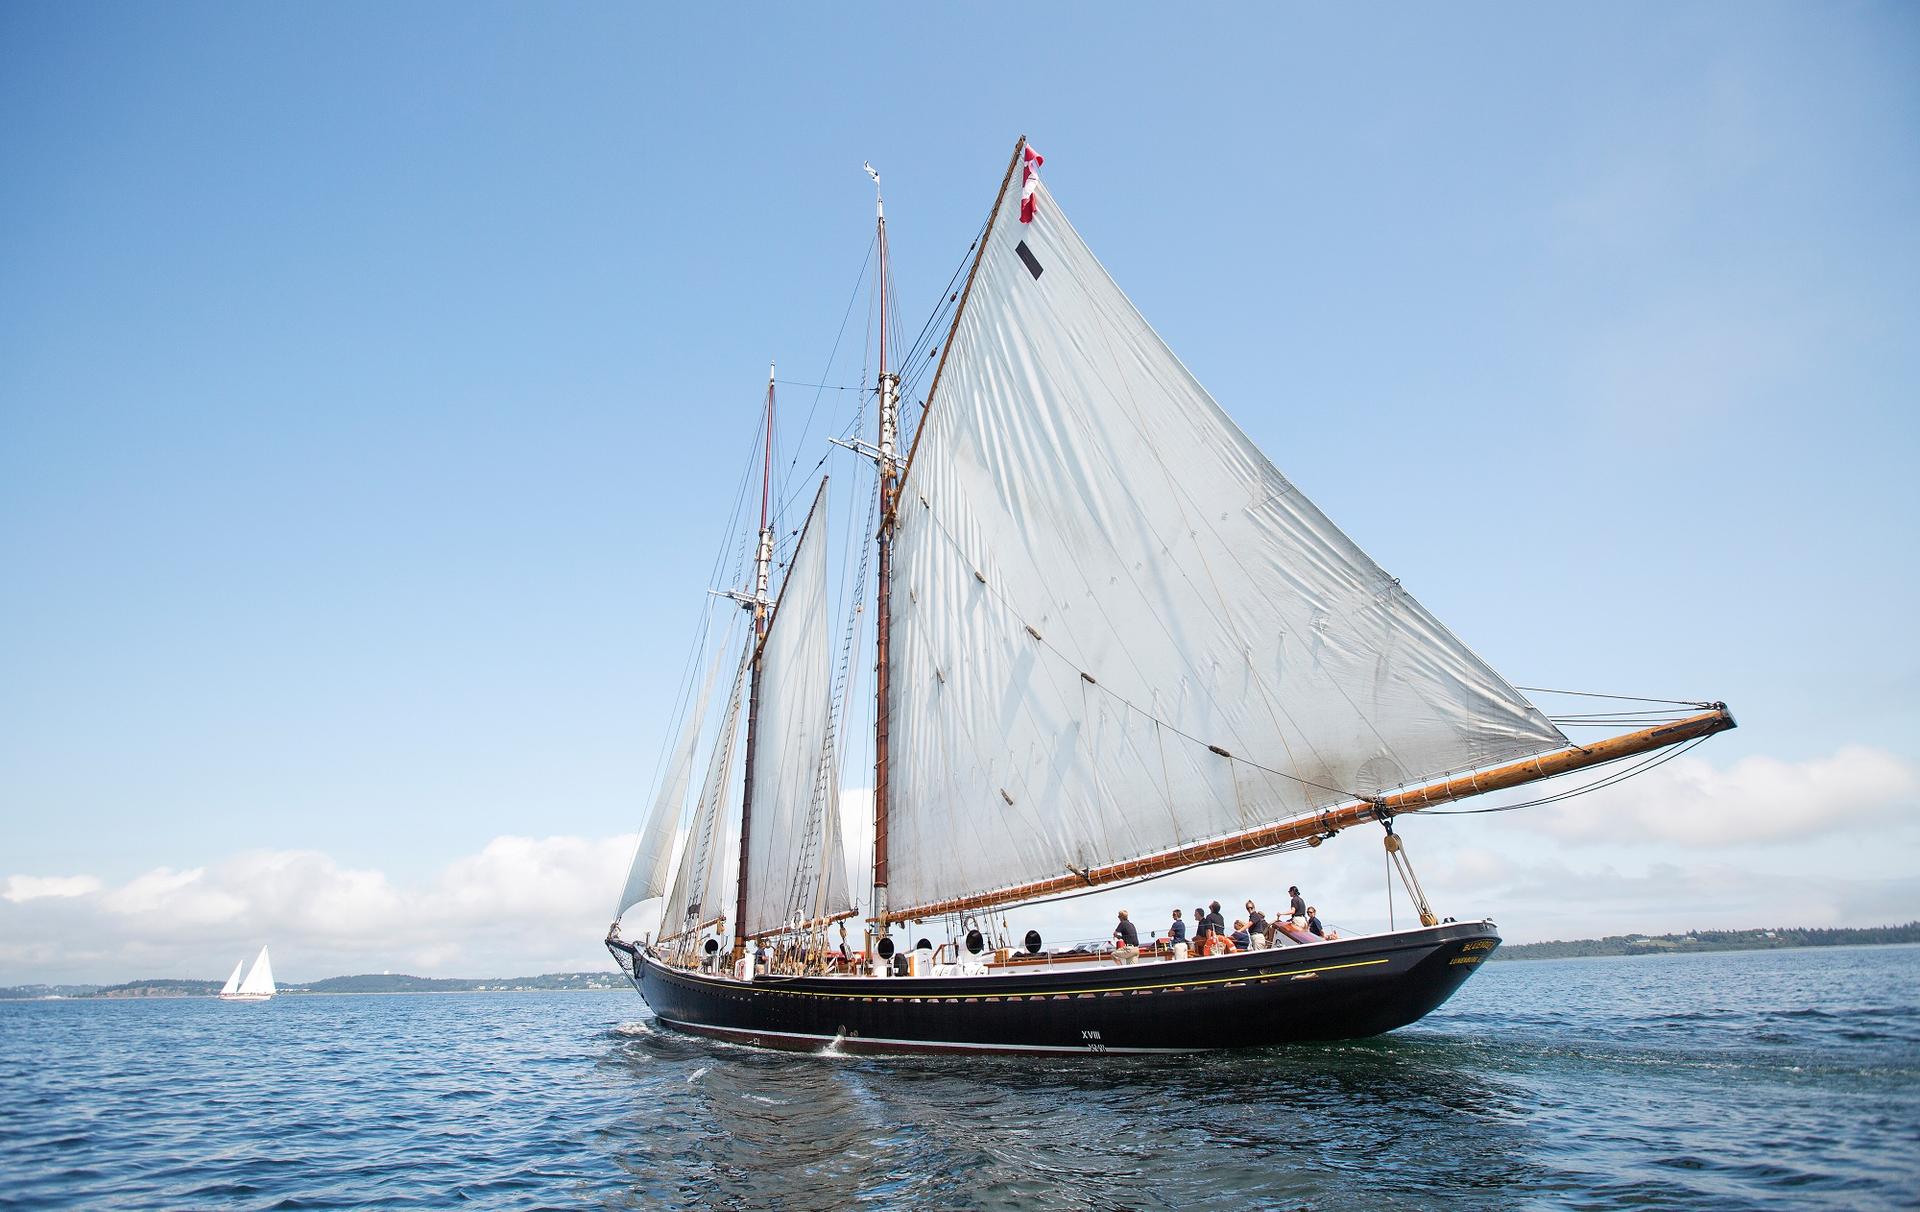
[
  {"x1": 1493, "y1": 922, "x2": 1920, "y2": 960},
  {"x1": 0, "y1": 971, "x2": 627, "y2": 1000}
]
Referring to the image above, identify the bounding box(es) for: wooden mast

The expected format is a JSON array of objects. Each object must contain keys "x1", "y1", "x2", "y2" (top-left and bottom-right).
[
  {"x1": 881, "y1": 705, "x2": 1737, "y2": 925},
  {"x1": 872, "y1": 138, "x2": 1028, "y2": 942},
  {"x1": 732, "y1": 367, "x2": 776, "y2": 964},
  {"x1": 871, "y1": 176, "x2": 896, "y2": 935}
]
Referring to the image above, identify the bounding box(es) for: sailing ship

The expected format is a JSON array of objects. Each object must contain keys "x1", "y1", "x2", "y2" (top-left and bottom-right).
[
  {"x1": 218, "y1": 945, "x2": 276, "y2": 1002},
  {"x1": 605, "y1": 138, "x2": 1735, "y2": 1054}
]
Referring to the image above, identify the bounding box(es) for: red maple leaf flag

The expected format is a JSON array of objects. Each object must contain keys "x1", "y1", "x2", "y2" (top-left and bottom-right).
[{"x1": 1019, "y1": 145, "x2": 1044, "y2": 223}]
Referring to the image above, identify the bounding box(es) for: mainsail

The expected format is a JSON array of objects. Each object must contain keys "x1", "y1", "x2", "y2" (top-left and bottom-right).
[
  {"x1": 237, "y1": 945, "x2": 275, "y2": 997},
  {"x1": 660, "y1": 640, "x2": 751, "y2": 943},
  {"x1": 614, "y1": 633, "x2": 733, "y2": 921},
  {"x1": 884, "y1": 171, "x2": 1568, "y2": 916},
  {"x1": 741, "y1": 480, "x2": 853, "y2": 937}
]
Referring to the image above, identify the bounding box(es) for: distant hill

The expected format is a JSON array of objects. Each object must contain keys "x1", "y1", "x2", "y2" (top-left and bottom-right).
[
  {"x1": 0, "y1": 983, "x2": 107, "y2": 999},
  {"x1": 293, "y1": 972, "x2": 625, "y2": 995},
  {"x1": 0, "y1": 971, "x2": 628, "y2": 1000},
  {"x1": 1493, "y1": 923, "x2": 1920, "y2": 961}
]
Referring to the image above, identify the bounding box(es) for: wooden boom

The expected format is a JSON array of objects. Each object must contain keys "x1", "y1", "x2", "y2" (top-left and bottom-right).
[
  {"x1": 880, "y1": 705, "x2": 1736, "y2": 925},
  {"x1": 747, "y1": 908, "x2": 860, "y2": 943},
  {"x1": 656, "y1": 915, "x2": 728, "y2": 948}
]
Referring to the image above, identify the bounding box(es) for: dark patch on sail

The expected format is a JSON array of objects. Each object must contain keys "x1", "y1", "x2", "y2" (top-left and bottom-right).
[{"x1": 1015, "y1": 240, "x2": 1044, "y2": 280}]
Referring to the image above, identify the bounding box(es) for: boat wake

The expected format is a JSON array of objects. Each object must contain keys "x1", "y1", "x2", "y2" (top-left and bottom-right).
[{"x1": 815, "y1": 1030, "x2": 853, "y2": 1059}]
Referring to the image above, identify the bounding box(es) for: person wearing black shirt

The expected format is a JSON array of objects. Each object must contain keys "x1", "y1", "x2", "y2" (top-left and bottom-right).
[
  {"x1": 1306, "y1": 907, "x2": 1324, "y2": 938},
  {"x1": 1245, "y1": 901, "x2": 1268, "y2": 946},
  {"x1": 1204, "y1": 901, "x2": 1227, "y2": 937},
  {"x1": 1193, "y1": 906, "x2": 1212, "y2": 939},
  {"x1": 1288, "y1": 885, "x2": 1307, "y2": 923},
  {"x1": 1112, "y1": 910, "x2": 1141, "y2": 964}
]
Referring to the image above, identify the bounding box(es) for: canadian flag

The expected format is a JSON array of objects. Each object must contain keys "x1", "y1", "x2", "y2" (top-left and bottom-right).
[{"x1": 1019, "y1": 145, "x2": 1044, "y2": 223}]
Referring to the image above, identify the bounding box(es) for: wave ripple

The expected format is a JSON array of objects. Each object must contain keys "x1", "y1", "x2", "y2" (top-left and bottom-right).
[{"x1": 1, "y1": 945, "x2": 1916, "y2": 1209}]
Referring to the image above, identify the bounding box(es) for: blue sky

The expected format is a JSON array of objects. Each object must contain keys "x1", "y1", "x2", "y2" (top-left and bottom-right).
[{"x1": 2, "y1": 4, "x2": 1916, "y2": 982}]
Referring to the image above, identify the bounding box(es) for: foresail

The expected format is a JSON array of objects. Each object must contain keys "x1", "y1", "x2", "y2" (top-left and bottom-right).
[
  {"x1": 741, "y1": 480, "x2": 850, "y2": 937},
  {"x1": 885, "y1": 172, "x2": 1567, "y2": 914},
  {"x1": 219, "y1": 961, "x2": 243, "y2": 997},
  {"x1": 614, "y1": 633, "x2": 732, "y2": 920},
  {"x1": 660, "y1": 640, "x2": 751, "y2": 942}
]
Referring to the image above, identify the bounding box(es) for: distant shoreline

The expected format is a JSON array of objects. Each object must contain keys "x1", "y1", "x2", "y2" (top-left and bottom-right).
[
  {"x1": 9, "y1": 924, "x2": 1917, "y2": 997},
  {"x1": 0, "y1": 972, "x2": 630, "y2": 1001},
  {"x1": 1491, "y1": 923, "x2": 1918, "y2": 961},
  {"x1": 2, "y1": 987, "x2": 633, "y2": 1002}
]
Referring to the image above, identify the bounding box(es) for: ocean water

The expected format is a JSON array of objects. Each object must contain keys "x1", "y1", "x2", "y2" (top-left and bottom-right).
[{"x1": 1, "y1": 945, "x2": 1915, "y2": 1210}]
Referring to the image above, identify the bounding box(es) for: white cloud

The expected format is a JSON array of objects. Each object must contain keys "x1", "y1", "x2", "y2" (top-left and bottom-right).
[
  {"x1": 2, "y1": 874, "x2": 102, "y2": 904},
  {"x1": 0, "y1": 833, "x2": 637, "y2": 986},
  {"x1": 5, "y1": 747, "x2": 1914, "y2": 985},
  {"x1": 1520, "y1": 745, "x2": 1916, "y2": 846},
  {"x1": 1432, "y1": 853, "x2": 1920, "y2": 945},
  {"x1": 101, "y1": 866, "x2": 246, "y2": 925}
]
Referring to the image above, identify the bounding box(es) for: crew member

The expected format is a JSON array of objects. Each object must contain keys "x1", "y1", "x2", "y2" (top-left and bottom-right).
[
  {"x1": 1166, "y1": 909, "x2": 1187, "y2": 945},
  {"x1": 1113, "y1": 910, "x2": 1141, "y2": 964}
]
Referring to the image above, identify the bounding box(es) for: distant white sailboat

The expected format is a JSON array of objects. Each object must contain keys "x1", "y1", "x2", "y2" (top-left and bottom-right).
[{"x1": 219, "y1": 945, "x2": 275, "y2": 1002}]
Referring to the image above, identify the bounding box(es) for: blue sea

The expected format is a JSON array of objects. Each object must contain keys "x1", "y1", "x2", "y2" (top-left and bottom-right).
[{"x1": 2, "y1": 945, "x2": 1915, "y2": 1210}]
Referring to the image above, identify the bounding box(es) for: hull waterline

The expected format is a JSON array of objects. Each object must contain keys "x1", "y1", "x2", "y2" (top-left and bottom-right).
[{"x1": 608, "y1": 920, "x2": 1497, "y2": 1055}]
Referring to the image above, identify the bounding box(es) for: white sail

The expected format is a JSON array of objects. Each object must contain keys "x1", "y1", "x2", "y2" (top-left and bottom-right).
[
  {"x1": 218, "y1": 960, "x2": 244, "y2": 997},
  {"x1": 884, "y1": 173, "x2": 1567, "y2": 912},
  {"x1": 237, "y1": 945, "x2": 275, "y2": 997},
  {"x1": 741, "y1": 480, "x2": 851, "y2": 936},
  {"x1": 614, "y1": 631, "x2": 734, "y2": 921},
  {"x1": 661, "y1": 640, "x2": 751, "y2": 942}
]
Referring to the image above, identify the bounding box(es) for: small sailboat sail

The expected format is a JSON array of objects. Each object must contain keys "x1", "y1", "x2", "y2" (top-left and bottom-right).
[
  {"x1": 217, "y1": 960, "x2": 244, "y2": 998},
  {"x1": 227, "y1": 945, "x2": 275, "y2": 1001}
]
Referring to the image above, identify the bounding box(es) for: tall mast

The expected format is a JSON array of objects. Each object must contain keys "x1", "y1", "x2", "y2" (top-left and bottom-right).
[
  {"x1": 863, "y1": 142, "x2": 1025, "y2": 935},
  {"x1": 870, "y1": 169, "x2": 899, "y2": 936},
  {"x1": 733, "y1": 363, "x2": 776, "y2": 963}
]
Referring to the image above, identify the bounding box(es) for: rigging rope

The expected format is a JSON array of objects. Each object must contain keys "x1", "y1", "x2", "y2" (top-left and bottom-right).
[
  {"x1": 1422, "y1": 735, "x2": 1711, "y2": 816},
  {"x1": 1519, "y1": 685, "x2": 1715, "y2": 708},
  {"x1": 913, "y1": 495, "x2": 1366, "y2": 804},
  {"x1": 775, "y1": 235, "x2": 875, "y2": 518}
]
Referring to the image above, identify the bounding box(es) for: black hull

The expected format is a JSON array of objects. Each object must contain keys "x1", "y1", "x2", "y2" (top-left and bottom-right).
[{"x1": 608, "y1": 921, "x2": 1498, "y2": 1055}]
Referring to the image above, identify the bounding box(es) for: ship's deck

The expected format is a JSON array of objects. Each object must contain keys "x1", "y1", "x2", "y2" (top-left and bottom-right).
[{"x1": 656, "y1": 931, "x2": 1363, "y2": 984}]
